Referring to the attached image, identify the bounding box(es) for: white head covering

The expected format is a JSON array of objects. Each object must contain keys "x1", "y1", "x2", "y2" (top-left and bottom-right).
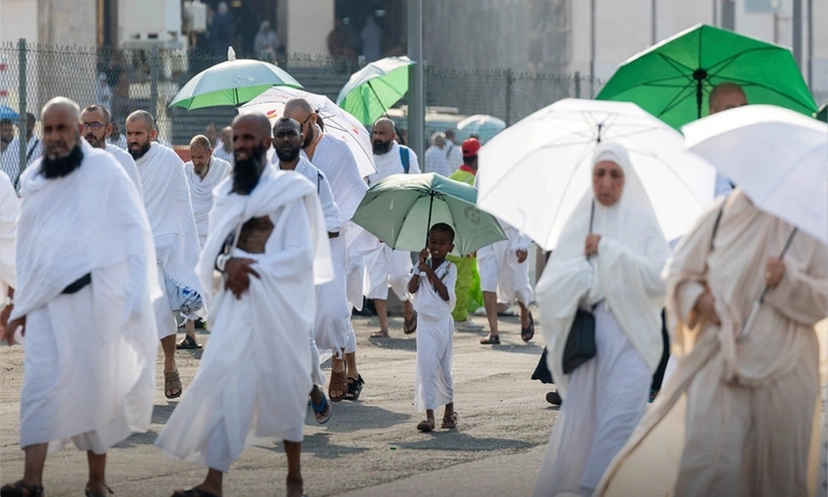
[{"x1": 537, "y1": 141, "x2": 670, "y2": 397}]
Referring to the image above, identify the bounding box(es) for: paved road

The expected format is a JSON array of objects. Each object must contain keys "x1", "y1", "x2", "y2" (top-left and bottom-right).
[{"x1": 0, "y1": 309, "x2": 555, "y2": 497}]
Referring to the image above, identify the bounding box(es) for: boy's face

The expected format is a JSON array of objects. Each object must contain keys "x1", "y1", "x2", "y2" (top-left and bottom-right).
[{"x1": 427, "y1": 229, "x2": 454, "y2": 260}]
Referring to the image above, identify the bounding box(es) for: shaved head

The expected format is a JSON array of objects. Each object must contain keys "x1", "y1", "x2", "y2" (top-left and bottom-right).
[
  {"x1": 371, "y1": 117, "x2": 396, "y2": 155},
  {"x1": 232, "y1": 112, "x2": 272, "y2": 139},
  {"x1": 709, "y1": 82, "x2": 747, "y2": 114},
  {"x1": 189, "y1": 134, "x2": 212, "y2": 151},
  {"x1": 284, "y1": 98, "x2": 314, "y2": 116},
  {"x1": 42, "y1": 97, "x2": 81, "y2": 124},
  {"x1": 373, "y1": 117, "x2": 395, "y2": 132},
  {"x1": 126, "y1": 110, "x2": 155, "y2": 131}
]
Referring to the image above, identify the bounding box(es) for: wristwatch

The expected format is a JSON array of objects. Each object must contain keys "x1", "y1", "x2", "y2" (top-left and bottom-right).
[{"x1": 216, "y1": 253, "x2": 232, "y2": 272}]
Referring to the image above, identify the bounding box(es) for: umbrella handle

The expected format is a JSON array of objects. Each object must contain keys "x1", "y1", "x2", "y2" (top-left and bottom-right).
[
  {"x1": 736, "y1": 227, "x2": 798, "y2": 341},
  {"x1": 424, "y1": 193, "x2": 434, "y2": 249}
]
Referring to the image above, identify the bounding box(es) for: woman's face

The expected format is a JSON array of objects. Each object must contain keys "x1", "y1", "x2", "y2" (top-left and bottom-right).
[{"x1": 592, "y1": 160, "x2": 625, "y2": 207}]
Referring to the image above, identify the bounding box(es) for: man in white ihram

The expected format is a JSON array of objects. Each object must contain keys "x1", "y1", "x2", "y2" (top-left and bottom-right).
[
  {"x1": 178, "y1": 134, "x2": 231, "y2": 350},
  {"x1": 0, "y1": 97, "x2": 158, "y2": 497},
  {"x1": 126, "y1": 110, "x2": 206, "y2": 400},
  {"x1": 156, "y1": 112, "x2": 332, "y2": 497},
  {"x1": 80, "y1": 104, "x2": 143, "y2": 197}
]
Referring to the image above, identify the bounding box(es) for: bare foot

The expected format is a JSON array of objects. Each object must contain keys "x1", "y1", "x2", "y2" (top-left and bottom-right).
[{"x1": 370, "y1": 330, "x2": 389, "y2": 338}]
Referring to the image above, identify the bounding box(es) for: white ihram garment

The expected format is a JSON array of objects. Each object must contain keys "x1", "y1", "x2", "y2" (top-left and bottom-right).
[
  {"x1": 302, "y1": 129, "x2": 369, "y2": 310},
  {"x1": 185, "y1": 155, "x2": 231, "y2": 245},
  {"x1": 134, "y1": 143, "x2": 206, "y2": 338},
  {"x1": 155, "y1": 168, "x2": 332, "y2": 472},
  {"x1": 409, "y1": 260, "x2": 457, "y2": 412},
  {"x1": 105, "y1": 143, "x2": 144, "y2": 199},
  {"x1": 478, "y1": 221, "x2": 534, "y2": 306},
  {"x1": 0, "y1": 171, "x2": 17, "y2": 293},
  {"x1": 13, "y1": 142, "x2": 158, "y2": 453}
]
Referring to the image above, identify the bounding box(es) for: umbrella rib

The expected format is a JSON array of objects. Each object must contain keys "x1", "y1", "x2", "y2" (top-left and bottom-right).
[
  {"x1": 654, "y1": 81, "x2": 698, "y2": 117},
  {"x1": 705, "y1": 47, "x2": 783, "y2": 75},
  {"x1": 655, "y1": 53, "x2": 697, "y2": 76}
]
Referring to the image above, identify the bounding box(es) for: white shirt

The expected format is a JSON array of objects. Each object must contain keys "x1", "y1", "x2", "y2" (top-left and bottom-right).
[
  {"x1": 424, "y1": 145, "x2": 450, "y2": 177},
  {"x1": 368, "y1": 141, "x2": 420, "y2": 186}
]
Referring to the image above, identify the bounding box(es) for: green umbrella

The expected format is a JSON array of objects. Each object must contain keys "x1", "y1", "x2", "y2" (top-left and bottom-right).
[
  {"x1": 816, "y1": 103, "x2": 827, "y2": 123},
  {"x1": 170, "y1": 53, "x2": 302, "y2": 110},
  {"x1": 336, "y1": 56, "x2": 414, "y2": 126},
  {"x1": 596, "y1": 24, "x2": 817, "y2": 129},
  {"x1": 352, "y1": 173, "x2": 506, "y2": 256}
]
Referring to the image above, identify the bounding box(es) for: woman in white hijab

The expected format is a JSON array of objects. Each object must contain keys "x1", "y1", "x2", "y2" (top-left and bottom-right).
[{"x1": 533, "y1": 142, "x2": 670, "y2": 497}]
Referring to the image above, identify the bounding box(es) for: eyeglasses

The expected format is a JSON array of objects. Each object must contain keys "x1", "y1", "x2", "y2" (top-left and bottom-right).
[{"x1": 82, "y1": 122, "x2": 106, "y2": 130}]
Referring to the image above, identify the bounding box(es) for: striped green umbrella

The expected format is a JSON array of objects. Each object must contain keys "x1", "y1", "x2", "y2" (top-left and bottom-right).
[
  {"x1": 170, "y1": 55, "x2": 302, "y2": 110},
  {"x1": 336, "y1": 56, "x2": 414, "y2": 126},
  {"x1": 596, "y1": 24, "x2": 817, "y2": 129}
]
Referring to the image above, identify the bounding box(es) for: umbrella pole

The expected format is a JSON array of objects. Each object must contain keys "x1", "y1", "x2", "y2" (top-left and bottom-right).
[
  {"x1": 737, "y1": 227, "x2": 798, "y2": 341},
  {"x1": 368, "y1": 81, "x2": 405, "y2": 144},
  {"x1": 424, "y1": 194, "x2": 434, "y2": 249},
  {"x1": 692, "y1": 69, "x2": 707, "y2": 119}
]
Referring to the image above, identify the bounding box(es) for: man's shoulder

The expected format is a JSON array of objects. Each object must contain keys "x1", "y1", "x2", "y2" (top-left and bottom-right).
[
  {"x1": 319, "y1": 132, "x2": 349, "y2": 151},
  {"x1": 153, "y1": 142, "x2": 184, "y2": 164}
]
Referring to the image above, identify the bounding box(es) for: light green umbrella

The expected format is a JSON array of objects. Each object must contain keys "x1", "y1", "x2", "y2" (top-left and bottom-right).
[
  {"x1": 352, "y1": 173, "x2": 506, "y2": 256},
  {"x1": 336, "y1": 56, "x2": 414, "y2": 126},
  {"x1": 170, "y1": 50, "x2": 302, "y2": 110},
  {"x1": 596, "y1": 24, "x2": 817, "y2": 129}
]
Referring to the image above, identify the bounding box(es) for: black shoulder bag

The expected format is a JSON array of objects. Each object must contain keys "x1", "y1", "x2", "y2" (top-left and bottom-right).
[{"x1": 562, "y1": 200, "x2": 597, "y2": 374}]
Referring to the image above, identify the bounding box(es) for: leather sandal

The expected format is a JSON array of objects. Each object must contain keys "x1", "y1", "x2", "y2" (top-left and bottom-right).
[{"x1": 0, "y1": 481, "x2": 44, "y2": 497}]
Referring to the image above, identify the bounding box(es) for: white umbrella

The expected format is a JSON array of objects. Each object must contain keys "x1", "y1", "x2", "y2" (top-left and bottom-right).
[
  {"x1": 456, "y1": 114, "x2": 506, "y2": 143},
  {"x1": 238, "y1": 87, "x2": 376, "y2": 177},
  {"x1": 683, "y1": 104, "x2": 828, "y2": 339},
  {"x1": 683, "y1": 104, "x2": 828, "y2": 244},
  {"x1": 476, "y1": 98, "x2": 717, "y2": 249}
]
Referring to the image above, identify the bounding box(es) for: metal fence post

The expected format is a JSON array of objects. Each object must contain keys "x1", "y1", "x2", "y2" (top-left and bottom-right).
[
  {"x1": 574, "y1": 71, "x2": 581, "y2": 99},
  {"x1": 17, "y1": 38, "x2": 27, "y2": 179},
  {"x1": 150, "y1": 45, "x2": 159, "y2": 121},
  {"x1": 505, "y1": 68, "x2": 513, "y2": 125}
]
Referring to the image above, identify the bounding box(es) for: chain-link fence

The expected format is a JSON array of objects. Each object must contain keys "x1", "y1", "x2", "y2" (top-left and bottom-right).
[{"x1": 0, "y1": 40, "x2": 824, "y2": 179}]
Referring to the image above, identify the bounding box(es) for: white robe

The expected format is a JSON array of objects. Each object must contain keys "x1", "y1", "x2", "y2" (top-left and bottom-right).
[
  {"x1": 302, "y1": 129, "x2": 369, "y2": 310},
  {"x1": 155, "y1": 167, "x2": 332, "y2": 472},
  {"x1": 0, "y1": 171, "x2": 17, "y2": 293},
  {"x1": 185, "y1": 155, "x2": 231, "y2": 244},
  {"x1": 409, "y1": 259, "x2": 457, "y2": 412},
  {"x1": 424, "y1": 145, "x2": 450, "y2": 177},
  {"x1": 134, "y1": 142, "x2": 206, "y2": 338},
  {"x1": 367, "y1": 141, "x2": 421, "y2": 186},
  {"x1": 273, "y1": 157, "x2": 352, "y2": 356},
  {"x1": 212, "y1": 145, "x2": 233, "y2": 165},
  {"x1": 105, "y1": 143, "x2": 144, "y2": 199},
  {"x1": 12, "y1": 141, "x2": 159, "y2": 453},
  {"x1": 477, "y1": 221, "x2": 534, "y2": 306},
  {"x1": 534, "y1": 143, "x2": 669, "y2": 497},
  {"x1": 363, "y1": 142, "x2": 419, "y2": 301}
]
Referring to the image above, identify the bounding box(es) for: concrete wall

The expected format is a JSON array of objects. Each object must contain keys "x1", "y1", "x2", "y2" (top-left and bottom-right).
[
  {"x1": 422, "y1": 0, "x2": 826, "y2": 95},
  {"x1": 283, "y1": 0, "x2": 334, "y2": 56}
]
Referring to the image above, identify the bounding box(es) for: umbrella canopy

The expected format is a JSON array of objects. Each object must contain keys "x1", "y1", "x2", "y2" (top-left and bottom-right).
[
  {"x1": 239, "y1": 87, "x2": 375, "y2": 177},
  {"x1": 476, "y1": 98, "x2": 716, "y2": 249},
  {"x1": 816, "y1": 103, "x2": 827, "y2": 123},
  {"x1": 456, "y1": 114, "x2": 507, "y2": 143},
  {"x1": 170, "y1": 56, "x2": 302, "y2": 110},
  {"x1": 0, "y1": 105, "x2": 19, "y2": 120},
  {"x1": 352, "y1": 173, "x2": 506, "y2": 256},
  {"x1": 336, "y1": 56, "x2": 414, "y2": 126},
  {"x1": 596, "y1": 24, "x2": 817, "y2": 129},
  {"x1": 683, "y1": 104, "x2": 828, "y2": 244}
]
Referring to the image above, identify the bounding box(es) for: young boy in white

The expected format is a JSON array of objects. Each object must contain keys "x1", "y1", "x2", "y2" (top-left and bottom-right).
[{"x1": 407, "y1": 223, "x2": 459, "y2": 432}]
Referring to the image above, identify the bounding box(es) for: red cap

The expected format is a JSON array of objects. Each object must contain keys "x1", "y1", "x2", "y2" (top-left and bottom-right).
[{"x1": 461, "y1": 138, "x2": 481, "y2": 157}]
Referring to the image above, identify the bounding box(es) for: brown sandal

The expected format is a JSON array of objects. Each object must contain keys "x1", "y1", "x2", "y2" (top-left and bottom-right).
[
  {"x1": 328, "y1": 370, "x2": 348, "y2": 402},
  {"x1": 171, "y1": 488, "x2": 221, "y2": 497},
  {"x1": 441, "y1": 412, "x2": 458, "y2": 429},
  {"x1": 403, "y1": 312, "x2": 418, "y2": 334},
  {"x1": 0, "y1": 480, "x2": 44, "y2": 497},
  {"x1": 164, "y1": 370, "x2": 183, "y2": 399}
]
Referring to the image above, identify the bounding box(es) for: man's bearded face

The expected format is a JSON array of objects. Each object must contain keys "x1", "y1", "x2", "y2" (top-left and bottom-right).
[
  {"x1": 0, "y1": 123, "x2": 14, "y2": 145},
  {"x1": 42, "y1": 141, "x2": 83, "y2": 179},
  {"x1": 80, "y1": 110, "x2": 110, "y2": 149},
  {"x1": 126, "y1": 120, "x2": 153, "y2": 160},
  {"x1": 371, "y1": 123, "x2": 395, "y2": 155},
  {"x1": 233, "y1": 143, "x2": 265, "y2": 194}
]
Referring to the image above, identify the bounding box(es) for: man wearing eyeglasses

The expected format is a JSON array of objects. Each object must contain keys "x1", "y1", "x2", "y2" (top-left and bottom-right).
[{"x1": 80, "y1": 105, "x2": 143, "y2": 198}]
